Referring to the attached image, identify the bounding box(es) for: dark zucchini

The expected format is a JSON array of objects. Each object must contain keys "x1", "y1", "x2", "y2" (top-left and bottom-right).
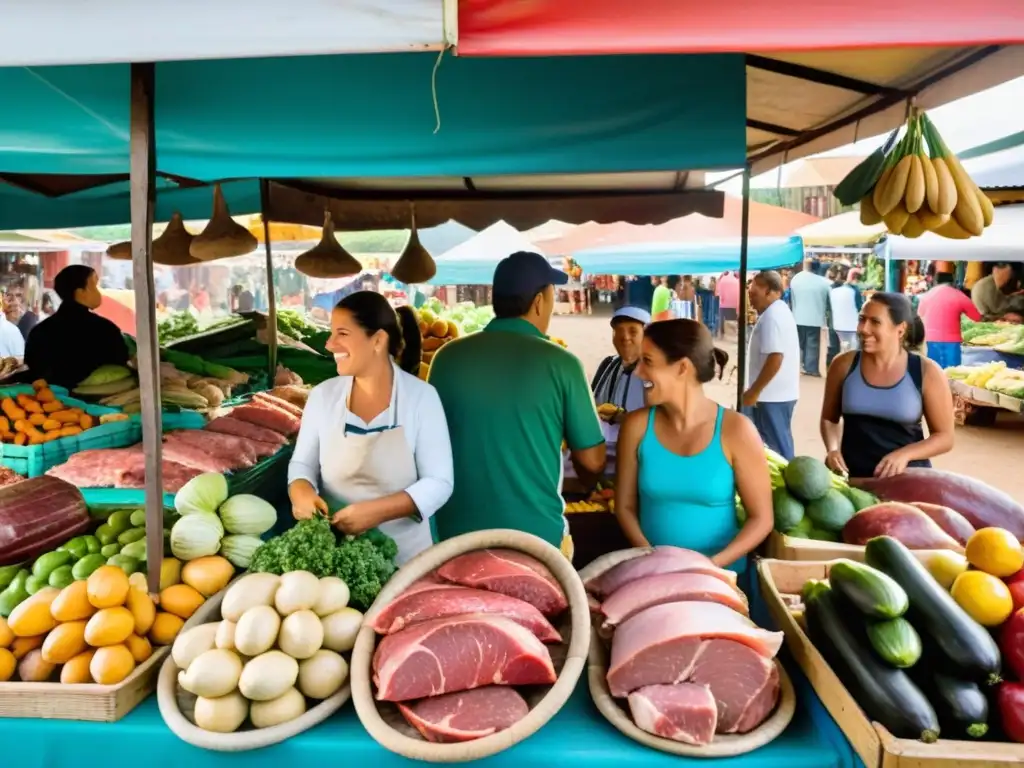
[
  {"x1": 864, "y1": 536, "x2": 1001, "y2": 683},
  {"x1": 867, "y1": 618, "x2": 922, "y2": 668},
  {"x1": 803, "y1": 580, "x2": 940, "y2": 742},
  {"x1": 829, "y1": 558, "x2": 908, "y2": 619},
  {"x1": 912, "y1": 670, "x2": 989, "y2": 739}
]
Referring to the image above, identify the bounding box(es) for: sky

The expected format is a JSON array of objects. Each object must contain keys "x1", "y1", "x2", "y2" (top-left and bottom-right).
[{"x1": 709, "y1": 75, "x2": 1024, "y2": 193}]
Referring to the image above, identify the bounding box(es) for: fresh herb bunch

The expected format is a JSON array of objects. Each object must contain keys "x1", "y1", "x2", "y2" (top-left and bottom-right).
[{"x1": 247, "y1": 515, "x2": 399, "y2": 610}]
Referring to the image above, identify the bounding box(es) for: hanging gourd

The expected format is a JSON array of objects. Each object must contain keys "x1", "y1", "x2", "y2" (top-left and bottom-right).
[
  {"x1": 390, "y1": 207, "x2": 436, "y2": 284},
  {"x1": 106, "y1": 241, "x2": 131, "y2": 260},
  {"x1": 152, "y1": 212, "x2": 201, "y2": 266},
  {"x1": 189, "y1": 183, "x2": 258, "y2": 261},
  {"x1": 294, "y1": 210, "x2": 362, "y2": 278}
]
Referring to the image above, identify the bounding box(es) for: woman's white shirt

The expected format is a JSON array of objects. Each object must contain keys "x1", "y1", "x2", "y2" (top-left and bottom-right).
[{"x1": 287, "y1": 364, "x2": 454, "y2": 518}]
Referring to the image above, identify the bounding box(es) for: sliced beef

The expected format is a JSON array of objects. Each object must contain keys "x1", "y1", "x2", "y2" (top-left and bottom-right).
[
  {"x1": 842, "y1": 503, "x2": 962, "y2": 550},
  {"x1": 205, "y1": 416, "x2": 288, "y2": 446},
  {"x1": 159, "y1": 439, "x2": 238, "y2": 474},
  {"x1": 230, "y1": 402, "x2": 299, "y2": 436},
  {"x1": 372, "y1": 614, "x2": 556, "y2": 702},
  {"x1": 370, "y1": 586, "x2": 561, "y2": 642},
  {"x1": 627, "y1": 683, "x2": 717, "y2": 745},
  {"x1": 165, "y1": 430, "x2": 257, "y2": 466},
  {"x1": 175, "y1": 428, "x2": 278, "y2": 461},
  {"x1": 607, "y1": 602, "x2": 782, "y2": 698},
  {"x1": 688, "y1": 640, "x2": 780, "y2": 733},
  {"x1": 600, "y1": 572, "x2": 749, "y2": 630},
  {"x1": 114, "y1": 456, "x2": 202, "y2": 493},
  {"x1": 586, "y1": 547, "x2": 738, "y2": 599},
  {"x1": 397, "y1": 686, "x2": 529, "y2": 743},
  {"x1": 437, "y1": 549, "x2": 568, "y2": 616}
]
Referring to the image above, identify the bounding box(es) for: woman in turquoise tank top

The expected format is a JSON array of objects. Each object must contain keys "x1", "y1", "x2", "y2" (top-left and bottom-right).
[{"x1": 615, "y1": 320, "x2": 774, "y2": 574}]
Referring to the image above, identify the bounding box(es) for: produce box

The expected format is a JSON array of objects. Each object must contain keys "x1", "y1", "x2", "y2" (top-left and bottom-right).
[
  {"x1": 0, "y1": 385, "x2": 133, "y2": 478},
  {"x1": 998, "y1": 394, "x2": 1023, "y2": 414},
  {"x1": 126, "y1": 409, "x2": 206, "y2": 433},
  {"x1": 227, "y1": 445, "x2": 293, "y2": 498},
  {"x1": 758, "y1": 558, "x2": 1024, "y2": 767},
  {"x1": 970, "y1": 386, "x2": 1001, "y2": 406},
  {"x1": 765, "y1": 532, "x2": 951, "y2": 563}
]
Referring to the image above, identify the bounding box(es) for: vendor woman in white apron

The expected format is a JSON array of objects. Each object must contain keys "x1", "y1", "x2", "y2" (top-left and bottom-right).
[
  {"x1": 591, "y1": 306, "x2": 651, "y2": 438},
  {"x1": 287, "y1": 292, "x2": 453, "y2": 565}
]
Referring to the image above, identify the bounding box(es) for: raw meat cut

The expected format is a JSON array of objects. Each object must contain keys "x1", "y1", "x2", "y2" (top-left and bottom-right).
[
  {"x1": 205, "y1": 416, "x2": 288, "y2": 446},
  {"x1": 160, "y1": 439, "x2": 239, "y2": 473},
  {"x1": 585, "y1": 547, "x2": 738, "y2": 599},
  {"x1": 231, "y1": 403, "x2": 300, "y2": 436},
  {"x1": 607, "y1": 602, "x2": 782, "y2": 698},
  {"x1": 908, "y1": 502, "x2": 975, "y2": 545},
  {"x1": 842, "y1": 503, "x2": 962, "y2": 550},
  {"x1": 114, "y1": 456, "x2": 202, "y2": 493},
  {"x1": 370, "y1": 586, "x2": 561, "y2": 642},
  {"x1": 372, "y1": 614, "x2": 556, "y2": 702},
  {"x1": 254, "y1": 391, "x2": 304, "y2": 418},
  {"x1": 397, "y1": 686, "x2": 529, "y2": 743},
  {"x1": 0, "y1": 477, "x2": 90, "y2": 566},
  {"x1": 627, "y1": 684, "x2": 717, "y2": 745},
  {"x1": 600, "y1": 572, "x2": 749, "y2": 630},
  {"x1": 688, "y1": 640, "x2": 780, "y2": 733},
  {"x1": 437, "y1": 549, "x2": 568, "y2": 616},
  {"x1": 268, "y1": 385, "x2": 309, "y2": 409},
  {"x1": 164, "y1": 431, "x2": 256, "y2": 467},
  {"x1": 47, "y1": 447, "x2": 141, "y2": 487},
  {"x1": 175, "y1": 428, "x2": 278, "y2": 461}
]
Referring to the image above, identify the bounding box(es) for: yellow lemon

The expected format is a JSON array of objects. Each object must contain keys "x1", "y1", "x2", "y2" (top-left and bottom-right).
[
  {"x1": 965, "y1": 527, "x2": 1024, "y2": 578},
  {"x1": 951, "y1": 570, "x2": 1013, "y2": 627},
  {"x1": 925, "y1": 550, "x2": 969, "y2": 590}
]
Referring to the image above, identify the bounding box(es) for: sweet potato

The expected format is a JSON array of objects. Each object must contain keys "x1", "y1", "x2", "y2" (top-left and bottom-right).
[
  {"x1": 50, "y1": 410, "x2": 80, "y2": 425},
  {"x1": 16, "y1": 395, "x2": 42, "y2": 414},
  {"x1": 1, "y1": 398, "x2": 24, "y2": 422},
  {"x1": 842, "y1": 502, "x2": 963, "y2": 550},
  {"x1": 27, "y1": 413, "x2": 46, "y2": 427},
  {"x1": 34, "y1": 388, "x2": 56, "y2": 404},
  {"x1": 908, "y1": 502, "x2": 975, "y2": 545},
  {"x1": 852, "y1": 468, "x2": 1024, "y2": 540},
  {"x1": 41, "y1": 402, "x2": 63, "y2": 414}
]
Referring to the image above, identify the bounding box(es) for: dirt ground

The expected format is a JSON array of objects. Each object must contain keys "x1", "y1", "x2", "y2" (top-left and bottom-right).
[{"x1": 549, "y1": 310, "x2": 1024, "y2": 502}]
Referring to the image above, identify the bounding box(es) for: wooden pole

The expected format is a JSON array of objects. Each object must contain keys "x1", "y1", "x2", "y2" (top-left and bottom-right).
[
  {"x1": 260, "y1": 180, "x2": 278, "y2": 376},
  {"x1": 129, "y1": 62, "x2": 165, "y2": 596},
  {"x1": 735, "y1": 164, "x2": 752, "y2": 412}
]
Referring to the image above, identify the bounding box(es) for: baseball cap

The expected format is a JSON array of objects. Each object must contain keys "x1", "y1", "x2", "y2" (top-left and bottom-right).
[
  {"x1": 611, "y1": 306, "x2": 651, "y2": 326},
  {"x1": 492, "y1": 251, "x2": 568, "y2": 298}
]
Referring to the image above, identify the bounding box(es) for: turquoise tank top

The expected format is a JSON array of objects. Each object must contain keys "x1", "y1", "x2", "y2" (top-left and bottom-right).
[{"x1": 637, "y1": 406, "x2": 744, "y2": 572}]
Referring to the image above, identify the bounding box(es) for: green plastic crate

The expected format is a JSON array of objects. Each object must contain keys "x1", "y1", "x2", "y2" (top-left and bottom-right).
[
  {"x1": 126, "y1": 409, "x2": 206, "y2": 434},
  {"x1": 81, "y1": 489, "x2": 177, "y2": 509},
  {"x1": 0, "y1": 385, "x2": 134, "y2": 478}
]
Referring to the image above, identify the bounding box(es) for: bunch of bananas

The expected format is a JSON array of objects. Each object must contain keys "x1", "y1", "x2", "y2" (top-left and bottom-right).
[{"x1": 835, "y1": 110, "x2": 993, "y2": 240}]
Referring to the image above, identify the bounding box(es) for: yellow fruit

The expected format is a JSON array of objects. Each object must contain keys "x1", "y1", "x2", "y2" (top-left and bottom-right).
[
  {"x1": 87, "y1": 565, "x2": 130, "y2": 609},
  {"x1": 873, "y1": 166, "x2": 895, "y2": 215},
  {"x1": 904, "y1": 155, "x2": 926, "y2": 213},
  {"x1": 90, "y1": 644, "x2": 136, "y2": 685},
  {"x1": 18, "y1": 648, "x2": 56, "y2": 682},
  {"x1": 951, "y1": 570, "x2": 1013, "y2": 627},
  {"x1": 84, "y1": 606, "x2": 135, "y2": 647},
  {"x1": 51, "y1": 580, "x2": 98, "y2": 622},
  {"x1": 182, "y1": 556, "x2": 234, "y2": 597},
  {"x1": 931, "y1": 157, "x2": 958, "y2": 215},
  {"x1": 126, "y1": 588, "x2": 157, "y2": 636},
  {"x1": 149, "y1": 612, "x2": 185, "y2": 646},
  {"x1": 925, "y1": 550, "x2": 969, "y2": 590},
  {"x1": 128, "y1": 572, "x2": 148, "y2": 593},
  {"x1": 417, "y1": 363, "x2": 430, "y2": 381},
  {"x1": 977, "y1": 187, "x2": 995, "y2": 228},
  {"x1": 161, "y1": 558, "x2": 183, "y2": 590},
  {"x1": 7, "y1": 587, "x2": 60, "y2": 637},
  {"x1": 0, "y1": 648, "x2": 14, "y2": 681},
  {"x1": 935, "y1": 217, "x2": 972, "y2": 240},
  {"x1": 882, "y1": 203, "x2": 910, "y2": 235},
  {"x1": 917, "y1": 208, "x2": 950, "y2": 232},
  {"x1": 9, "y1": 634, "x2": 43, "y2": 660},
  {"x1": 946, "y1": 156, "x2": 984, "y2": 236},
  {"x1": 61, "y1": 649, "x2": 96, "y2": 684},
  {"x1": 920, "y1": 154, "x2": 940, "y2": 213},
  {"x1": 429, "y1": 320, "x2": 448, "y2": 338},
  {"x1": 159, "y1": 584, "x2": 205, "y2": 620},
  {"x1": 859, "y1": 195, "x2": 882, "y2": 226},
  {"x1": 124, "y1": 633, "x2": 153, "y2": 664},
  {"x1": 900, "y1": 213, "x2": 926, "y2": 239},
  {"x1": 0, "y1": 617, "x2": 13, "y2": 648},
  {"x1": 446, "y1": 321, "x2": 460, "y2": 339},
  {"x1": 41, "y1": 620, "x2": 89, "y2": 664},
  {"x1": 966, "y1": 528, "x2": 1024, "y2": 577}
]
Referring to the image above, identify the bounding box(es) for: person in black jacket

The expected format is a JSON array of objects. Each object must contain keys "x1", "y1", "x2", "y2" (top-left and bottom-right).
[{"x1": 25, "y1": 265, "x2": 130, "y2": 389}]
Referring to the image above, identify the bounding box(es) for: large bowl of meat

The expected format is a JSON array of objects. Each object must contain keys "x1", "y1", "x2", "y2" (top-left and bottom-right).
[
  {"x1": 578, "y1": 547, "x2": 796, "y2": 756},
  {"x1": 351, "y1": 529, "x2": 591, "y2": 762}
]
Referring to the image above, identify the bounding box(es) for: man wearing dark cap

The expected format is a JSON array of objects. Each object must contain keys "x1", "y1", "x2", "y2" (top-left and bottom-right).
[{"x1": 428, "y1": 251, "x2": 606, "y2": 558}]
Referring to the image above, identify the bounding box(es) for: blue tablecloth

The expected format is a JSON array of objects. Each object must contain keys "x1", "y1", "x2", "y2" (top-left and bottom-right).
[{"x1": 961, "y1": 346, "x2": 1024, "y2": 369}]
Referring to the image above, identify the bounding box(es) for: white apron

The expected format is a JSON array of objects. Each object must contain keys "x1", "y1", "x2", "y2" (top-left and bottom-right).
[{"x1": 320, "y1": 390, "x2": 434, "y2": 566}]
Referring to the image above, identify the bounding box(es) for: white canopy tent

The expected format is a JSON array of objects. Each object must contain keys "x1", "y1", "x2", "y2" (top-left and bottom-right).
[
  {"x1": 887, "y1": 203, "x2": 1024, "y2": 262},
  {"x1": 428, "y1": 220, "x2": 551, "y2": 285}
]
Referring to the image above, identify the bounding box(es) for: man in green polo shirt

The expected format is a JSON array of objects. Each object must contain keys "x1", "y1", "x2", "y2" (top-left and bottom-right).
[{"x1": 429, "y1": 251, "x2": 606, "y2": 556}]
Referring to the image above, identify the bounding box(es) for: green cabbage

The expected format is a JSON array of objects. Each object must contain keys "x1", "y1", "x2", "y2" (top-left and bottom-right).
[
  {"x1": 219, "y1": 534, "x2": 264, "y2": 569},
  {"x1": 175, "y1": 473, "x2": 229, "y2": 516},
  {"x1": 170, "y1": 512, "x2": 224, "y2": 560},
  {"x1": 218, "y1": 494, "x2": 276, "y2": 536}
]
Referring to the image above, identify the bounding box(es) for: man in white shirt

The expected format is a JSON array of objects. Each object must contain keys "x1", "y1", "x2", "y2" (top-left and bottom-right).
[
  {"x1": 742, "y1": 271, "x2": 800, "y2": 459},
  {"x1": 0, "y1": 296, "x2": 25, "y2": 358},
  {"x1": 788, "y1": 258, "x2": 831, "y2": 377}
]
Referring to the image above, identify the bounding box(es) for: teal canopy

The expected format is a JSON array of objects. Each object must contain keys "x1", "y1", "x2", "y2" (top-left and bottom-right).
[{"x1": 573, "y1": 236, "x2": 805, "y2": 274}]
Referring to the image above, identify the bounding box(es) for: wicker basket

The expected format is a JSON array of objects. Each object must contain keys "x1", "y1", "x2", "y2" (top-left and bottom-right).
[
  {"x1": 0, "y1": 645, "x2": 168, "y2": 721},
  {"x1": 157, "y1": 578, "x2": 351, "y2": 752},
  {"x1": 351, "y1": 529, "x2": 591, "y2": 763},
  {"x1": 580, "y1": 548, "x2": 795, "y2": 757}
]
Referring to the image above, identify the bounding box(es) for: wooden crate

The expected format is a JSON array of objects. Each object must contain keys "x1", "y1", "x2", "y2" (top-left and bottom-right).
[
  {"x1": 765, "y1": 532, "x2": 955, "y2": 563},
  {"x1": 758, "y1": 558, "x2": 1024, "y2": 767},
  {"x1": 0, "y1": 646, "x2": 168, "y2": 721}
]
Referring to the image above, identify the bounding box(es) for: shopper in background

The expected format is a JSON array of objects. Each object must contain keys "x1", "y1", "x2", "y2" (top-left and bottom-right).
[
  {"x1": 788, "y1": 258, "x2": 831, "y2": 376},
  {"x1": 3, "y1": 280, "x2": 39, "y2": 340},
  {"x1": 0, "y1": 295, "x2": 25, "y2": 358},
  {"x1": 821, "y1": 292, "x2": 954, "y2": 479},
  {"x1": 651, "y1": 276, "x2": 673, "y2": 321},
  {"x1": 671, "y1": 275, "x2": 697, "y2": 320},
  {"x1": 614, "y1": 319, "x2": 773, "y2": 580},
  {"x1": 715, "y1": 270, "x2": 740, "y2": 337},
  {"x1": 742, "y1": 271, "x2": 801, "y2": 459},
  {"x1": 829, "y1": 267, "x2": 863, "y2": 358},
  {"x1": 917, "y1": 270, "x2": 981, "y2": 369},
  {"x1": 971, "y1": 263, "x2": 1024, "y2": 322}
]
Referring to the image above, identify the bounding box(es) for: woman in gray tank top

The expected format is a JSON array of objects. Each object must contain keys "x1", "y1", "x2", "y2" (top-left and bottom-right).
[{"x1": 819, "y1": 292, "x2": 955, "y2": 479}]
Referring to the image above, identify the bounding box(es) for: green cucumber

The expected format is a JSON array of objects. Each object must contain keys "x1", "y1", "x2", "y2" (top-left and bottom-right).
[
  {"x1": 106, "y1": 554, "x2": 139, "y2": 575},
  {"x1": 865, "y1": 536, "x2": 1001, "y2": 683},
  {"x1": 32, "y1": 550, "x2": 72, "y2": 580},
  {"x1": 100, "y1": 543, "x2": 121, "y2": 558},
  {"x1": 48, "y1": 565, "x2": 75, "y2": 589},
  {"x1": 0, "y1": 563, "x2": 22, "y2": 591},
  {"x1": 866, "y1": 618, "x2": 921, "y2": 668},
  {"x1": 829, "y1": 559, "x2": 908, "y2": 619},
  {"x1": 802, "y1": 580, "x2": 939, "y2": 742},
  {"x1": 0, "y1": 570, "x2": 30, "y2": 617},
  {"x1": 129, "y1": 509, "x2": 147, "y2": 528},
  {"x1": 106, "y1": 509, "x2": 133, "y2": 535},
  {"x1": 25, "y1": 574, "x2": 47, "y2": 595},
  {"x1": 62, "y1": 536, "x2": 89, "y2": 561},
  {"x1": 117, "y1": 527, "x2": 146, "y2": 546},
  {"x1": 82, "y1": 535, "x2": 101, "y2": 555},
  {"x1": 95, "y1": 524, "x2": 118, "y2": 546},
  {"x1": 71, "y1": 553, "x2": 106, "y2": 581}
]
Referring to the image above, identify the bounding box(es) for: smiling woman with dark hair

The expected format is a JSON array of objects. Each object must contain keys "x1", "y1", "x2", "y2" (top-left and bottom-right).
[{"x1": 613, "y1": 319, "x2": 773, "y2": 579}]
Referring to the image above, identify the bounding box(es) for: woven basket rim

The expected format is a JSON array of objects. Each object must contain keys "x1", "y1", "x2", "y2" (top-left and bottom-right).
[{"x1": 351, "y1": 529, "x2": 591, "y2": 763}]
